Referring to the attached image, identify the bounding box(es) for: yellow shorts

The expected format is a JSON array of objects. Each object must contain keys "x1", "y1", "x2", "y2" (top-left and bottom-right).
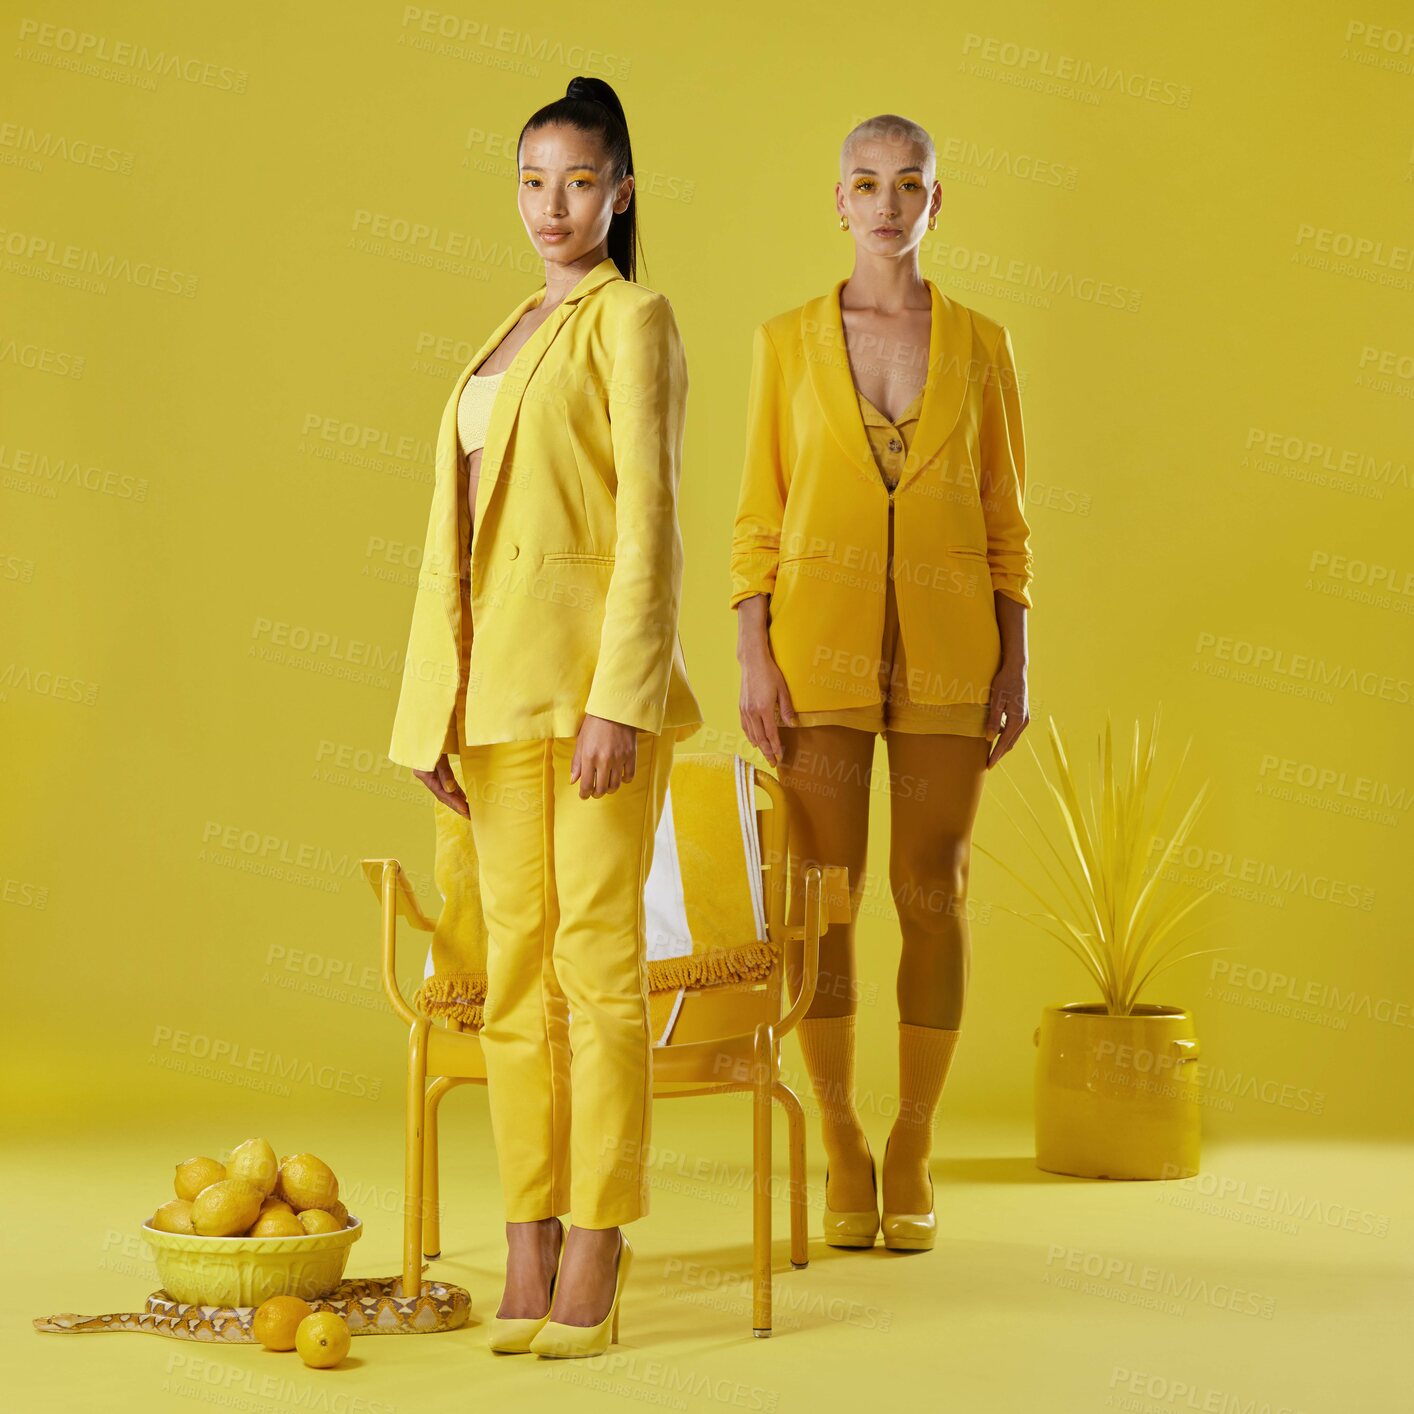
[{"x1": 793, "y1": 541, "x2": 994, "y2": 739}]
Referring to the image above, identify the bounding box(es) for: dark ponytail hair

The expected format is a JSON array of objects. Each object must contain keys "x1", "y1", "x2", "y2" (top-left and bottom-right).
[{"x1": 518, "y1": 75, "x2": 640, "y2": 282}]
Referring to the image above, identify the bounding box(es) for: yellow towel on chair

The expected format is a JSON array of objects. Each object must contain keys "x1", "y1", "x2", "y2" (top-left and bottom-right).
[{"x1": 412, "y1": 752, "x2": 774, "y2": 1044}]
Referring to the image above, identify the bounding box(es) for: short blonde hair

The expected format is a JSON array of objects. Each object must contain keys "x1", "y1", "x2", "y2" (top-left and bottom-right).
[{"x1": 840, "y1": 114, "x2": 935, "y2": 181}]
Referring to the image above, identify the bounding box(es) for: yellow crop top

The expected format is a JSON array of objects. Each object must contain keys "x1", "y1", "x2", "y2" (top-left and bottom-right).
[
  {"x1": 457, "y1": 369, "x2": 506, "y2": 457},
  {"x1": 856, "y1": 384, "x2": 924, "y2": 490}
]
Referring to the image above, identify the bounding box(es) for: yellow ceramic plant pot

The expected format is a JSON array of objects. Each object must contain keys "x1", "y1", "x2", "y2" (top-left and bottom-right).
[
  {"x1": 1034, "y1": 1004, "x2": 1201, "y2": 1179},
  {"x1": 141, "y1": 1216, "x2": 363, "y2": 1306}
]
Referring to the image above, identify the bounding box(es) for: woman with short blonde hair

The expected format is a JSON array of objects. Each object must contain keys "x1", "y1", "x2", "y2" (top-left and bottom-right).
[{"x1": 730, "y1": 112, "x2": 1034, "y2": 1252}]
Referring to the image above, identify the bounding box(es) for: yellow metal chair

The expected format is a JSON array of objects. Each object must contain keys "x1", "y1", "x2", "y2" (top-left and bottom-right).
[{"x1": 361, "y1": 751, "x2": 850, "y2": 1338}]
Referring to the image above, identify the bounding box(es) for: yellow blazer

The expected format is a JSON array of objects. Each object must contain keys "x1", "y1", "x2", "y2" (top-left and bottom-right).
[
  {"x1": 729, "y1": 278, "x2": 1034, "y2": 713},
  {"x1": 389, "y1": 257, "x2": 703, "y2": 770}
]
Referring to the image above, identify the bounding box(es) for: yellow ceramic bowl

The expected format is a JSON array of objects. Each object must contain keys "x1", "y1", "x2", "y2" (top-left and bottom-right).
[{"x1": 141, "y1": 1215, "x2": 363, "y2": 1307}]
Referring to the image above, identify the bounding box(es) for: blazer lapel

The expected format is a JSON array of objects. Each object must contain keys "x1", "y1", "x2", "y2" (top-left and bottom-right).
[
  {"x1": 802, "y1": 277, "x2": 975, "y2": 499},
  {"x1": 414, "y1": 289, "x2": 541, "y2": 585},
  {"x1": 420, "y1": 257, "x2": 620, "y2": 628},
  {"x1": 433, "y1": 291, "x2": 541, "y2": 480},
  {"x1": 892, "y1": 281, "x2": 975, "y2": 498},
  {"x1": 802, "y1": 280, "x2": 881, "y2": 491},
  {"x1": 468, "y1": 256, "x2": 622, "y2": 543}
]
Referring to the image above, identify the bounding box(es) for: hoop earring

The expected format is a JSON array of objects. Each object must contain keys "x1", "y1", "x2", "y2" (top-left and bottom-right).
[{"x1": 839, "y1": 215, "x2": 849, "y2": 231}]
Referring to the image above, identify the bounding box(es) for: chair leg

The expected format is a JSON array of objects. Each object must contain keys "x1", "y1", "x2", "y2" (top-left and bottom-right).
[
  {"x1": 402, "y1": 1019, "x2": 431, "y2": 1300},
  {"x1": 752, "y1": 1025, "x2": 774, "y2": 1337},
  {"x1": 773, "y1": 1079, "x2": 809, "y2": 1269},
  {"x1": 423, "y1": 1076, "x2": 459, "y2": 1260}
]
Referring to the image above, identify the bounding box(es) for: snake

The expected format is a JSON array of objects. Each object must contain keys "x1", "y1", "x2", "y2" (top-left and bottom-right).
[{"x1": 33, "y1": 1269, "x2": 471, "y2": 1342}]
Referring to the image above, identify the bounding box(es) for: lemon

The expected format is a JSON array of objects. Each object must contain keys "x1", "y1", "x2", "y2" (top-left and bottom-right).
[
  {"x1": 252, "y1": 1295, "x2": 314, "y2": 1351},
  {"x1": 150, "y1": 1199, "x2": 196, "y2": 1234},
  {"x1": 298, "y1": 1209, "x2": 341, "y2": 1235},
  {"x1": 190, "y1": 1178, "x2": 264, "y2": 1236},
  {"x1": 276, "y1": 1154, "x2": 339, "y2": 1212},
  {"x1": 295, "y1": 1310, "x2": 350, "y2": 1368},
  {"x1": 226, "y1": 1137, "x2": 279, "y2": 1197},
  {"x1": 326, "y1": 1200, "x2": 349, "y2": 1228},
  {"x1": 258, "y1": 1196, "x2": 294, "y2": 1217},
  {"x1": 249, "y1": 1208, "x2": 305, "y2": 1238},
  {"x1": 174, "y1": 1156, "x2": 226, "y2": 1203}
]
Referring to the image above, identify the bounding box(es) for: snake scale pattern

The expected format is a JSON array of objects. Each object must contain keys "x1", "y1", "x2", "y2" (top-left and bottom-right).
[{"x1": 34, "y1": 1272, "x2": 471, "y2": 1341}]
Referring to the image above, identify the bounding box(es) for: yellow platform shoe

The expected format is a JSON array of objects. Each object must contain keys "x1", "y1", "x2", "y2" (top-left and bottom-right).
[
  {"x1": 529, "y1": 1230, "x2": 632, "y2": 1358},
  {"x1": 823, "y1": 1149, "x2": 879, "y2": 1248},
  {"x1": 880, "y1": 1134, "x2": 936, "y2": 1251},
  {"x1": 487, "y1": 1217, "x2": 565, "y2": 1353}
]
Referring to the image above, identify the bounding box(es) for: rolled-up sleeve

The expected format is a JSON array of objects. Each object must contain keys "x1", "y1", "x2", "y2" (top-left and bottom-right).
[
  {"x1": 729, "y1": 323, "x2": 789, "y2": 609},
  {"x1": 583, "y1": 293, "x2": 687, "y2": 732},
  {"x1": 979, "y1": 323, "x2": 1034, "y2": 609}
]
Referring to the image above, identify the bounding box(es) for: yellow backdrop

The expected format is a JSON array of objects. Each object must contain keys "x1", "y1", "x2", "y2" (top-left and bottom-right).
[{"x1": 4, "y1": 2, "x2": 1409, "y2": 1178}]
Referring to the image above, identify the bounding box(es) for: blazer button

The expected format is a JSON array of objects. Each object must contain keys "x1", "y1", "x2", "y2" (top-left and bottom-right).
[
  {"x1": 888, "y1": 438, "x2": 902, "y2": 453},
  {"x1": 508, "y1": 544, "x2": 519, "y2": 559}
]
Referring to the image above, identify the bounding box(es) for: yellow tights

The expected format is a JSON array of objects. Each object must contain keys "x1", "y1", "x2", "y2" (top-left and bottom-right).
[{"x1": 780, "y1": 724, "x2": 987, "y2": 1214}]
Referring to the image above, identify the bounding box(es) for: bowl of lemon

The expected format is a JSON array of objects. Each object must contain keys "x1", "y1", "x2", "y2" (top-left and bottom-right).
[{"x1": 142, "y1": 1138, "x2": 362, "y2": 1307}]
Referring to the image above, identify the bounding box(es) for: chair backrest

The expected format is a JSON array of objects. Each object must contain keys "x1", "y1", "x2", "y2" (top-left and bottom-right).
[
  {"x1": 646, "y1": 752, "x2": 790, "y2": 1047},
  {"x1": 359, "y1": 858, "x2": 436, "y2": 931},
  {"x1": 645, "y1": 753, "x2": 767, "y2": 959}
]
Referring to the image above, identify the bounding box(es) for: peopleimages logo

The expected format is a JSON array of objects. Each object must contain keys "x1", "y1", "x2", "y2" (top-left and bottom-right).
[
  {"x1": 959, "y1": 32, "x2": 1192, "y2": 106},
  {"x1": 1043, "y1": 1245, "x2": 1276, "y2": 1318},
  {"x1": 1193, "y1": 630, "x2": 1412, "y2": 708},
  {"x1": 149, "y1": 1026, "x2": 383, "y2": 1101},
  {"x1": 14, "y1": 18, "x2": 250, "y2": 92}
]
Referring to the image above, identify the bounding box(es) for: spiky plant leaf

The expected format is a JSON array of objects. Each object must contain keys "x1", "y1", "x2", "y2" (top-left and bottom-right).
[{"x1": 981, "y1": 711, "x2": 1215, "y2": 1014}]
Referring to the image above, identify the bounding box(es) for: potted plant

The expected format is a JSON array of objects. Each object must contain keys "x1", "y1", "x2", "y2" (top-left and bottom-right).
[{"x1": 975, "y1": 708, "x2": 1231, "y2": 1179}]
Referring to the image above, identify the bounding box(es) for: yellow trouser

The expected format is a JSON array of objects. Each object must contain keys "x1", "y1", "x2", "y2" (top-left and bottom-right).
[{"x1": 458, "y1": 730, "x2": 674, "y2": 1229}]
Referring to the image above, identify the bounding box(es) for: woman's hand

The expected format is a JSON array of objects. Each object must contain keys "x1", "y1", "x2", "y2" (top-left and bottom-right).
[
  {"x1": 739, "y1": 649, "x2": 797, "y2": 767},
  {"x1": 736, "y1": 598, "x2": 797, "y2": 767},
  {"x1": 984, "y1": 654, "x2": 1029, "y2": 769},
  {"x1": 736, "y1": 594, "x2": 795, "y2": 766},
  {"x1": 413, "y1": 753, "x2": 469, "y2": 815},
  {"x1": 572, "y1": 715, "x2": 638, "y2": 798}
]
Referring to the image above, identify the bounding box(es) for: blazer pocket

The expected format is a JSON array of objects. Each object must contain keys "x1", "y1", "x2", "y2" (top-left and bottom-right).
[
  {"x1": 778, "y1": 550, "x2": 834, "y2": 566},
  {"x1": 939, "y1": 546, "x2": 992, "y2": 601},
  {"x1": 540, "y1": 551, "x2": 617, "y2": 565}
]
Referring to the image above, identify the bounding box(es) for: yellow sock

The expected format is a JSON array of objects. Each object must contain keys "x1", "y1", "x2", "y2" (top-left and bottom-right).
[
  {"x1": 797, "y1": 1014, "x2": 876, "y2": 1211},
  {"x1": 883, "y1": 1022, "x2": 960, "y2": 1213}
]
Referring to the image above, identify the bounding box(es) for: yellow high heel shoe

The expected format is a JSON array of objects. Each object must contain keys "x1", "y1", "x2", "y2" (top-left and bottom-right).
[
  {"x1": 529, "y1": 1230, "x2": 632, "y2": 1359},
  {"x1": 880, "y1": 1134, "x2": 936, "y2": 1251},
  {"x1": 822, "y1": 1146, "x2": 879, "y2": 1248},
  {"x1": 487, "y1": 1216, "x2": 565, "y2": 1353}
]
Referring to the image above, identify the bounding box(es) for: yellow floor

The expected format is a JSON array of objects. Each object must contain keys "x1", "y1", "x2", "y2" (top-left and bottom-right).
[{"x1": 6, "y1": 1092, "x2": 1406, "y2": 1413}]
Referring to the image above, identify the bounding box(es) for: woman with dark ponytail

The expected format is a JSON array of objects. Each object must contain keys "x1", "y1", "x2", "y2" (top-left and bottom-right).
[{"x1": 388, "y1": 76, "x2": 702, "y2": 1357}]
